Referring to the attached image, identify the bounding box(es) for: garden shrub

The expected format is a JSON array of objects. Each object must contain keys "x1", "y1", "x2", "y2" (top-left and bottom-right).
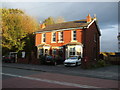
[
  {"x1": 97, "y1": 60, "x2": 106, "y2": 67},
  {"x1": 90, "y1": 63, "x2": 97, "y2": 68},
  {"x1": 17, "y1": 51, "x2": 22, "y2": 58},
  {"x1": 39, "y1": 55, "x2": 46, "y2": 64},
  {"x1": 53, "y1": 55, "x2": 64, "y2": 64}
]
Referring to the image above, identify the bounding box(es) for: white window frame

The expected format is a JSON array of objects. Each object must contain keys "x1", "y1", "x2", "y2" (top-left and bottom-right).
[
  {"x1": 39, "y1": 48, "x2": 44, "y2": 56},
  {"x1": 58, "y1": 31, "x2": 64, "y2": 43},
  {"x1": 42, "y1": 33, "x2": 46, "y2": 43},
  {"x1": 69, "y1": 47, "x2": 76, "y2": 56},
  {"x1": 71, "y1": 30, "x2": 77, "y2": 42},
  {"x1": 51, "y1": 32, "x2": 56, "y2": 43},
  {"x1": 67, "y1": 45, "x2": 83, "y2": 58}
]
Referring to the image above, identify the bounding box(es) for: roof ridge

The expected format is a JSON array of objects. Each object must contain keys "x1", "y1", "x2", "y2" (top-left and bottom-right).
[{"x1": 45, "y1": 19, "x2": 87, "y2": 27}]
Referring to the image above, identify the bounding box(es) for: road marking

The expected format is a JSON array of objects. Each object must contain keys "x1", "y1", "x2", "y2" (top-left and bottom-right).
[{"x1": 2, "y1": 73, "x2": 100, "y2": 88}]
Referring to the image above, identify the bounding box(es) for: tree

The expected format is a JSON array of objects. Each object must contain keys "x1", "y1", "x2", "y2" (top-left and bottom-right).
[
  {"x1": 43, "y1": 16, "x2": 55, "y2": 25},
  {"x1": 1, "y1": 8, "x2": 38, "y2": 53},
  {"x1": 55, "y1": 16, "x2": 65, "y2": 23},
  {"x1": 42, "y1": 16, "x2": 65, "y2": 26}
]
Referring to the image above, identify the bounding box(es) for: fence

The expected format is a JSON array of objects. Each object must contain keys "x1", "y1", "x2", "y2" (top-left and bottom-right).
[{"x1": 104, "y1": 55, "x2": 120, "y2": 65}]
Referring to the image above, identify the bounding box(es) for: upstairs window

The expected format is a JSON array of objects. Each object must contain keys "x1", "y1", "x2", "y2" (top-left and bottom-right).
[
  {"x1": 52, "y1": 32, "x2": 56, "y2": 42},
  {"x1": 58, "y1": 31, "x2": 63, "y2": 42},
  {"x1": 42, "y1": 33, "x2": 46, "y2": 43},
  {"x1": 72, "y1": 30, "x2": 76, "y2": 41}
]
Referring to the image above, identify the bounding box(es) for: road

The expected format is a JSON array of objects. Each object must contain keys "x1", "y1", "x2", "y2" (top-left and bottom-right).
[
  {"x1": 2, "y1": 66, "x2": 119, "y2": 89},
  {"x1": 3, "y1": 63, "x2": 119, "y2": 80}
]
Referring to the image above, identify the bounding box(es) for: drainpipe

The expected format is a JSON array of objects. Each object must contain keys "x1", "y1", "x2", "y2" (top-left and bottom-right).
[{"x1": 83, "y1": 28, "x2": 86, "y2": 58}]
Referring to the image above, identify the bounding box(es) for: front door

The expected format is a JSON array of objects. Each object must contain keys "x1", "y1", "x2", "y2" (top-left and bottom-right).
[{"x1": 45, "y1": 49, "x2": 49, "y2": 55}]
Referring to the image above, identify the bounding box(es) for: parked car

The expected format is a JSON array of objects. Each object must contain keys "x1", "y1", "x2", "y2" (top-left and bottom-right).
[
  {"x1": 40, "y1": 55, "x2": 64, "y2": 65},
  {"x1": 2, "y1": 52, "x2": 17, "y2": 63},
  {"x1": 2, "y1": 55, "x2": 13, "y2": 63},
  {"x1": 45, "y1": 55, "x2": 56, "y2": 65},
  {"x1": 64, "y1": 56, "x2": 81, "y2": 66}
]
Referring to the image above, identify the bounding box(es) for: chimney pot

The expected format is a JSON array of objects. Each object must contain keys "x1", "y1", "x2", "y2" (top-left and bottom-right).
[
  {"x1": 86, "y1": 14, "x2": 92, "y2": 23},
  {"x1": 94, "y1": 14, "x2": 96, "y2": 18},
  {"x1": 40, "y1": 23, "x2": 46, "y2": 29}
]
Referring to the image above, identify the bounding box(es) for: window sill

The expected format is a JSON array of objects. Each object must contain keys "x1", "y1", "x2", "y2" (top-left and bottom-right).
[
  {"x1": 71, "y1": 40, "x2": 77, "y2": 42},
  {"x1": 51, "y1": 42, "x2": 56, "y2": 43},
  {"x1": 58, "y1": 41, "x2": 64, "y2": 43}
]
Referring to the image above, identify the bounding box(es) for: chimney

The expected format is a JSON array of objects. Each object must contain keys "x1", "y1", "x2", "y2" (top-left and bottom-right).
[
  {"x1": 86, "y1": 14, "x2": 92, "y2": 23},
  {"x1": 93, "y1": 14, "x2": 97, "y2": 20},
  {"x1": 40, "y1": 23, "x2": 46, "y2": 29}
]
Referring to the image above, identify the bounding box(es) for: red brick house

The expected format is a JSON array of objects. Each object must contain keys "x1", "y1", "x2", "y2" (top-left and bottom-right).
[{"x1": 35, "y1": 14, "x2": 101, "y2": 62}]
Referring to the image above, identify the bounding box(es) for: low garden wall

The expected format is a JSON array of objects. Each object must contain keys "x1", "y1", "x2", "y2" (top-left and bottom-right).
[{"x1": 17, "y1": 58, "x2": 40, "y2": 65}]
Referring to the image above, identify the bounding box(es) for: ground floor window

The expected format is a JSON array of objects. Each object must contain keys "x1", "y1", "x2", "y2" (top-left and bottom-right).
[
  {"x1": 52, "y1": 49, "x2": 57, "y2": 55},
  {"x1": 76, "y1": 47, "x2": 81, "y2": 56},
  {"x1": 77, "y1": 52, "x2": 81, "y2": 56},
  {"x1": 69, "y1": 47, "x2": 75, "y2": 56},
  {"x1": 39, "y1": 49, "x2": 43, "y2": 55},
  {"x1": 66, "y1": 45, "x2": 83, "y2": 58},
  {"x1": 58, "y1": 49, "x2": 63, "y2": 57},
  {"x1": 45, "y1": 49, "x2": 49, "y2": 55}
]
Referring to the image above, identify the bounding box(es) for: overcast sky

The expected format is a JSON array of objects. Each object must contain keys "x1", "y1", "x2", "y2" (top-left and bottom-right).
[{"x1": 2, "y1": 2, "x2": 119, "y2": 52}]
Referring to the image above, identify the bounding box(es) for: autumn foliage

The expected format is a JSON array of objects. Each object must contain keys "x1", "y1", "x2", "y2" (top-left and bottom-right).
[{"x1": 1, "y1": 8, "x2": 39, "y2": 52}]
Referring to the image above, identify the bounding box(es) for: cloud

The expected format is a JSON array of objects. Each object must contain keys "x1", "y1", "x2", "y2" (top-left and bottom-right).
[
  {"x1": 2, "y1": 2, "x2": 118, "y2": 52},
  {"x1": 100, "y1": 25, "x2": 118, "y2": 52},
  {"x1": 2, "y1": 2, "x2": 118, "y2": 28}
]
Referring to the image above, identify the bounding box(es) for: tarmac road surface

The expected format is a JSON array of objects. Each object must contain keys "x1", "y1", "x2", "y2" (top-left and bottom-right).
[{"x1": 2, "y1": 67, "x2": 119, "y2": 89}]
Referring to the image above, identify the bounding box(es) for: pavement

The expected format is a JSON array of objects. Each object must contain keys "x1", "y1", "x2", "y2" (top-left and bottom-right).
[{"x1": 2, "y1": 63, "x2": 120, "y2": 81}]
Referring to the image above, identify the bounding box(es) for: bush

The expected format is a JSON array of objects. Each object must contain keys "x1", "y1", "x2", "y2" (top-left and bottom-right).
[
  {"x1": 17, "y1": 51, "x2": 22, "y2": 58},
  {"x1": 85, "y1": 60, "x2": 107, "y2": 69},
  {"x1": 53, "y1": 55, "x2": 64, "y2": 64},
  {"x1": 39, "y1": 55, "x2": 46, "y2": 64},
  {"x1": 90, "y1": 63, "x2": 97, "y2": 68},
  {"x1": 97, "y1": 60, "x2": 106, "y2": 67}
]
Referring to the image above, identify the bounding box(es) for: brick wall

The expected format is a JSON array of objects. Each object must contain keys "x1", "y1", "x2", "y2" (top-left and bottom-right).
[
  {"x1": 83, "y1": 22, "x2": 100, "y2": 62},
  {"x1": 35, "y1": 29, "x2": 83, "y2": 47}
]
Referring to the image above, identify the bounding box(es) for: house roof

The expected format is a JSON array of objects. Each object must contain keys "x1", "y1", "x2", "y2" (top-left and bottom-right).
[{"x1": 37, "y1": 19, "x2": 91, "y2": 32}]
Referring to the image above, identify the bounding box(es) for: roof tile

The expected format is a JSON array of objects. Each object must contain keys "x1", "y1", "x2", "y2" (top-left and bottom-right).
[{"x1": 37, "y1": 19, "x2": 90, "y2": 32}]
